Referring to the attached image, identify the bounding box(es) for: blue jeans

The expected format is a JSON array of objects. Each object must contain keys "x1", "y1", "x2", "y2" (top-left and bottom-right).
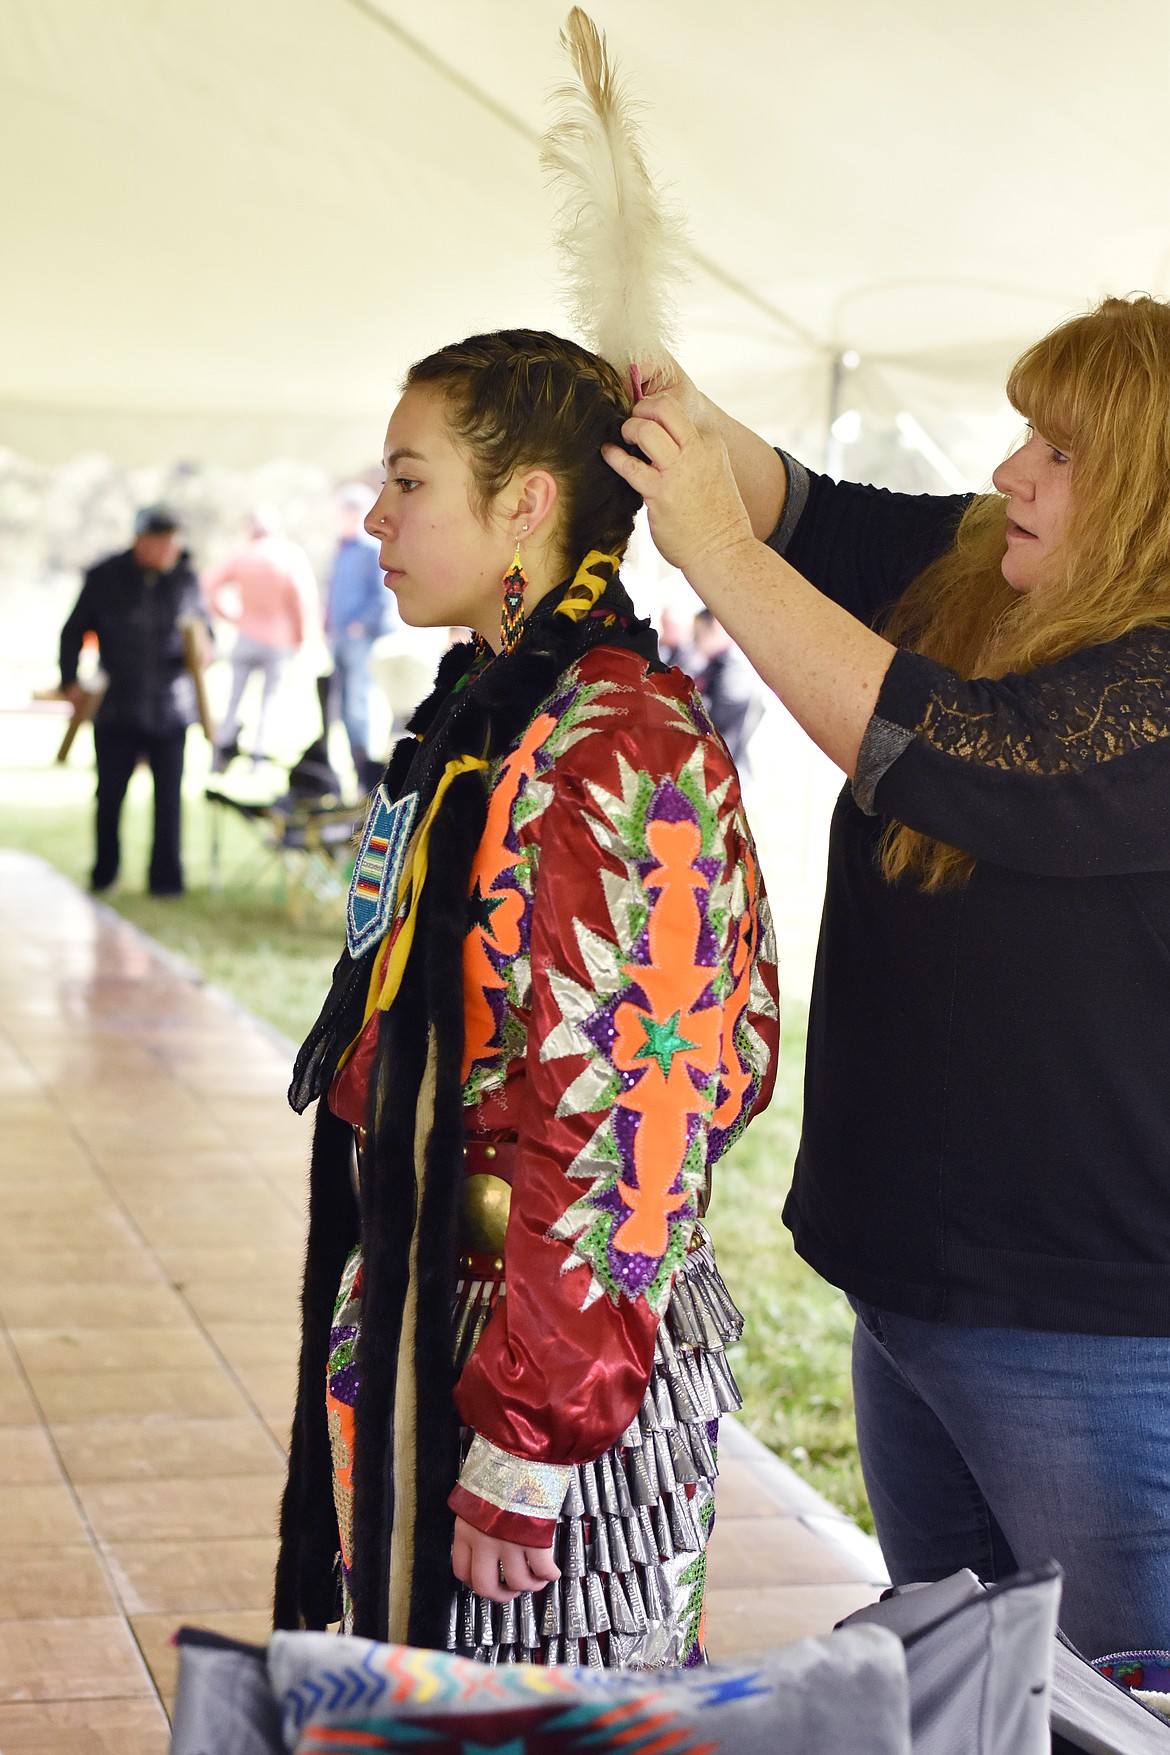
[
  {"x1": 330, "y1": 633, "x2": 374, "y2": 759},
  {"x1": 851, "y1": 1298, "x2": 1170, "y2": 1659}
]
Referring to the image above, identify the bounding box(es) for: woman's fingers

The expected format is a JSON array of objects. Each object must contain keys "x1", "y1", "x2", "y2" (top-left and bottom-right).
[
  {"x1": 633, "y1": 355, "x2": 701, "y2": 419},
  {"x1": 624, "y1": 392, "x2": 697, "y2": 456},
  {"x1": 602, "y1": 443, "x2": 658, "y2": 496},
  {"x1": 470, "y1": 1549, "x2": 515, "y2": 1601},
  {"x1": 524, "y1": 1544, "x2": 561, "y2": 1586},
  {"x1": 620, "y1": 414, "x2": 681, "y2": 470},
  {"x1": 496, "y1": 1542, "x2": 560, "y2": 1595},
  {"x1": 452, "y1": 1518, "x2": 560, "y2": 1602}
]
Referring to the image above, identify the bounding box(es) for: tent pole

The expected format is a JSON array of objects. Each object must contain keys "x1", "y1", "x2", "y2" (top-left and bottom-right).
[{"x1": 824, "y1": 351, "x2": 845, "y2": 476}]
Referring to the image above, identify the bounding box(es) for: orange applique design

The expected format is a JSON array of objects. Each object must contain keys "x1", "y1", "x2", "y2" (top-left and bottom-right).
[
  {"x1": 712, "y1": 853, "x2": 763, "y2": 1133},
  {"x1": 461, "y1": 712, "x2": 556, "y2": 1083},
  {"x1": 610, "y1": 817, "x2": 723, "y2": 1260}
]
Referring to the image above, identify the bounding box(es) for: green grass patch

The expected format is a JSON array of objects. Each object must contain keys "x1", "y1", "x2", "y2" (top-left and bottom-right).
[{"x1": 0, "y1": 726, "x2": 870, "y2": 1529}]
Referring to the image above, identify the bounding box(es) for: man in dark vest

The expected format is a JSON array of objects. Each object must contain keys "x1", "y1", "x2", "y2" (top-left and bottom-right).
[{"x1": 60, "y1": 505, "x2": 205, "y2": 896}]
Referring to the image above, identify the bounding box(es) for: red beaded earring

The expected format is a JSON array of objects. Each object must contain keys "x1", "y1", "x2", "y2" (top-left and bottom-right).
[{"x1": 500, "y1": 525, "x2": 529, "y2": 655}]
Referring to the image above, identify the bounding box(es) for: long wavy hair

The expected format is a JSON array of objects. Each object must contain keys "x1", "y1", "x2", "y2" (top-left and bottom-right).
[{"x1": 882, "y1": 293, "x2": 1170, "y2": 889}]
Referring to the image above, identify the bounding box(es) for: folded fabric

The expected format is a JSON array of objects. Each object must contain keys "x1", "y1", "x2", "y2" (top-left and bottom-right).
[
  {"x1": 168, "y1": 1628, "x2": 282, "y2": 1755},
  {"x1": 840, "y1": 1564, "x2": 1170, "y2": 1755}
]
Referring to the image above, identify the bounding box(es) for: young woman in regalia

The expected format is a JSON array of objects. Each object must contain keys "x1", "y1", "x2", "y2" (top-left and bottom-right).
[{"x1": 273, "y1": 327, "x2": 779, "y2": 1668}]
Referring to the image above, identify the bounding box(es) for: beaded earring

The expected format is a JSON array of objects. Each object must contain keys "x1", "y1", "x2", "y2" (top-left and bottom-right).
[{"x1": 500, "y1": 526, "x2": 529, "y2": 655}]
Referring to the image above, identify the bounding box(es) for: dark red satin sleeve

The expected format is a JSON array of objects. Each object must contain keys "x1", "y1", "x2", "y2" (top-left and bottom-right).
[{"x1": 452, "y1": 733, "x2": 729, "y2": 1466}]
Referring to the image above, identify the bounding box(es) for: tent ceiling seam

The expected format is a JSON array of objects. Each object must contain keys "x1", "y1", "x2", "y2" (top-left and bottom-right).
[{"x1": 339, "y1": 0, "x2": 829, "y2": 358}]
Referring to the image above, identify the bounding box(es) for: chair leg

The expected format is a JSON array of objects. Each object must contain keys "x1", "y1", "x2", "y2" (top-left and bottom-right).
[{"x1": 209, "y1": 801, "x2": 222, "y2": 892}]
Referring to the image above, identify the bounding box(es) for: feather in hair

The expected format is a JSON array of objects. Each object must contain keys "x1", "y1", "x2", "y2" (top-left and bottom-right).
[{"x1": 541, "y1": 7, "x2": 689, "y2": 381}]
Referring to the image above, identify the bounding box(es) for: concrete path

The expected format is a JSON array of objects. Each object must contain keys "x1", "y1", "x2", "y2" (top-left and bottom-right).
[{"x1": 0, "y1": 849, "x2": 885, "y2": 1752}]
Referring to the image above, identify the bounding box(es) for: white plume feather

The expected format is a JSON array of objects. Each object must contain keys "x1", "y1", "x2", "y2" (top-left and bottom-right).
[{"x1": 541, "y1": 7, "x2": 689, "y2": 379}]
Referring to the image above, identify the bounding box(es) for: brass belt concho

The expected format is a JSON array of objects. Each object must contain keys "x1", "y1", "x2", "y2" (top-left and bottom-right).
[{"x1": 460, "y1": 1173, "x2": 511, "y2": 1257}]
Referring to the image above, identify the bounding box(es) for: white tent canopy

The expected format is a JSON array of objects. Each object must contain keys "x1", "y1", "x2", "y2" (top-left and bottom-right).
[{"x1": 4, "y1": 0, "x2": 1170, "y2": 477}]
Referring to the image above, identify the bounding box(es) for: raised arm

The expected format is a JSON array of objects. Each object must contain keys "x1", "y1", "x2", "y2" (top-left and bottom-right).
[{"x1": 605, "y1": 392, "x2": 897, "y2": 775}]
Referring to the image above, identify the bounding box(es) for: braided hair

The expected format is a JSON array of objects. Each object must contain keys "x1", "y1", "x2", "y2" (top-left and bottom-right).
[{"x1": 405, "y1": 329, "x2": 642, "y2": 565}]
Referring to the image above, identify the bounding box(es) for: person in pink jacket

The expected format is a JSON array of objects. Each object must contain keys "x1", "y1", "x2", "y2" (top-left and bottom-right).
[{"x1": 202, "y1": 507, "x2": 318, "y2": 769}]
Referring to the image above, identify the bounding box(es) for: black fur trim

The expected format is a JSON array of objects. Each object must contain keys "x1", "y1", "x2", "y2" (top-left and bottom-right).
[
  {"x1": 347, "y1": 989, "x2": 427, "y2": 1638},
  {"x1": 405, "y1": 770, "x2": 488, "y2": 1646},
  {"x1": 273, "y1": 1100, "x2": 359, "y2": 1629}
]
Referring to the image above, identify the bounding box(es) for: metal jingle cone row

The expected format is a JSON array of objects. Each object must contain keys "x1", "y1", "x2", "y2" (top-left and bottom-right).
[
  {"x1": 451, "y1": 1275, "x2": 506, "y2": 1374},
  {"x1": 447, "y1": 1228, "x2": 742, "y2": 1667}
]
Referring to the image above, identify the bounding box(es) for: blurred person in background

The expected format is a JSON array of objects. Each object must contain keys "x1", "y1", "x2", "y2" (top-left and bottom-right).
[
  {"x1": 325, "y1": 482, "x2": 396, "y2": 791},
  {"x1": 691, "y1": 608, "x2": 765, "y2": 772},
  {"x1": 202, "y1": 504, "x2": 317, "y2": 771},
  {"x1": 59, "y1": 505, "x2": 205, "y2": 896},
  {"x1": 656, "y1": 600, "x2": 697, "y2": 673}
]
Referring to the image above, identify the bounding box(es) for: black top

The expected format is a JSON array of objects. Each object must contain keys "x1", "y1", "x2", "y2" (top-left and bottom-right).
[
  {"x1": 773, "y1": 458, "x2": 1170, "y2": 1335},
  {"x1": 60, "y1": 547, "x2": 204, "y2": 734}
]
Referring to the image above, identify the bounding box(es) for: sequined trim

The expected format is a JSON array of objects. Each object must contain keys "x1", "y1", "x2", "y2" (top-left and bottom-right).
[{"x1": 458, "y1": 1435, "x2": 571, "y2": 1522}]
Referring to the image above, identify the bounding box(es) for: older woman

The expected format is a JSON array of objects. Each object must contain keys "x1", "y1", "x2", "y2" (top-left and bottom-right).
[{"x1": 605, "y1": 294, "x2": 1170, "y2": 1662}]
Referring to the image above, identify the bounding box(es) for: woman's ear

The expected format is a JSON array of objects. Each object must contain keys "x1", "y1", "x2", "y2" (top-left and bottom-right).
[{"x1": 511, "y1": 468, "x2": 559, "y2": 539}]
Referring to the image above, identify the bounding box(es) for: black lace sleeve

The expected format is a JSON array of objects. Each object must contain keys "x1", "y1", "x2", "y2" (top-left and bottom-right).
[
  {"x1": 765, "y1": 454, "x2": 972, "y2": 630},
  {"x1": 861, "y1": 627, "x2": 1170, "y2": 876}
]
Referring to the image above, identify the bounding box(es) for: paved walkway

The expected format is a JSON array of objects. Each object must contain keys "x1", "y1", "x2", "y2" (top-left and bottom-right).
[{"x1": 0, "y1": 849, "x2": 885, "y2": 1752}]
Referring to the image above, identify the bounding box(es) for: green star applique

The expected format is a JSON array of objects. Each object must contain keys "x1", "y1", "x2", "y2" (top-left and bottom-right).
[
  {"x1": 467, "y1": 877, "x2": 505, "y2": 939},
  {"x1": 633, "y1": 1009, "x2": 698, "y2": 1078}
]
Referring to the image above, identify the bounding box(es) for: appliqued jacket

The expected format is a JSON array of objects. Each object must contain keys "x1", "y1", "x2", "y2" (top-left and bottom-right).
[{"x1": 337, "y1": 644, "x2": 778, "y2": 1547}]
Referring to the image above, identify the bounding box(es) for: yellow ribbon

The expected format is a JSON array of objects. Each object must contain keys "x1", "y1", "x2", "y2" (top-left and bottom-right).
[{"x1": 557, "y1": 549, "x2": 621, "y2": 622}]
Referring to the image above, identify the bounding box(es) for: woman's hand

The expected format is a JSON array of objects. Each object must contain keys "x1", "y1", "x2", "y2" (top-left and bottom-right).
[
  {"x1": 603, "y1": 392, "x2": 756, "y2": 576},
  {"x1": 630, "y1": 354, "x2": 705, "y2": 425},
  {"x1": 624, "y1": 364, "x2": 787, "y2": 540},
  {"x1": 607, "y1": 392, "x2": 894, "y2": 777},
  {"x1": 451, "y1": 1514, "x2": 561, "y2": 1604}
]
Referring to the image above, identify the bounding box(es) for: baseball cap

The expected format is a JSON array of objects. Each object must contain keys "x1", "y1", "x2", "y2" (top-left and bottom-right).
[{"x1": 134, "y1": 504, "x2": 181, "y2": 537}]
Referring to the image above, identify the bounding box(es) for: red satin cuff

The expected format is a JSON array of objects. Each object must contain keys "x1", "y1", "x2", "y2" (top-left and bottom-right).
[{"x1": 448, "y1": 1484, "x2": 557, "y2": 1549}]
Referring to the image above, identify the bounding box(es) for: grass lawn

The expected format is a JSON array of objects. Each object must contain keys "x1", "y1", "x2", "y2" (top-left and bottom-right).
[{"x1": 0, "y1": 717, "x2": 870, "y2": 1529}]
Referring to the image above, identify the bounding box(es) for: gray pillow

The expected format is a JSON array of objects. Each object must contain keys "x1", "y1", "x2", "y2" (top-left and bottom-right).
[
  {"x1": 840, "y1": 1565, "x2": 1061, "y2": 1755},
  {"x1": 265, "y1": 1622, "x2": 910, "y2": 1754}
]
